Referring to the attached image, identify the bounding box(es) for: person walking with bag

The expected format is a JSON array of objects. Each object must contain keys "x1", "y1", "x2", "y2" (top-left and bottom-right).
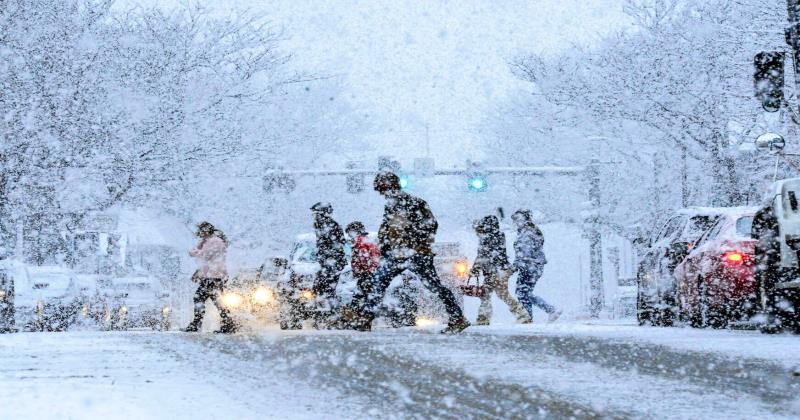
[
  {"x1": 512, "y1": 210, "x2": 562, "y2": 323},
  {"x1": 347, "y1": 172, "x2": 469, "y2": 333},
  {"x1": 471, "y1": 215, "x2": 532, "y2": 325},
  {"x1": 183, "y1": 222, "x2": 237, "y2": 333}
]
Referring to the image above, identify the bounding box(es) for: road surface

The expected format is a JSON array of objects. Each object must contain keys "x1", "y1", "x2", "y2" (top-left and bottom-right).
[{"x1": 1, "y1": 324, "x2": 799, "y2": 419}]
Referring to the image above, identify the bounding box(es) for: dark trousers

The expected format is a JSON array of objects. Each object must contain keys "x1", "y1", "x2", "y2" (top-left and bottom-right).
[
  {"x1": 313, "y1": 265, "x2": 342, "y2": 324},
  {"x1": 516, "y1": 265, "x2": 556, "y2": 315},
  {"x1": 351, "y1": 272, "x2": 374, "y2": 313},
  {"x1": 357, "y1": 253, "x2": 465, "y2": 324},
  {"x1": 188, "y1": 278, "x2": 234, "y2": 330}
]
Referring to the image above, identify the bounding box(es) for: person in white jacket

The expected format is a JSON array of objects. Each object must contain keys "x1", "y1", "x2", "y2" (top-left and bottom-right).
[{"x1": 183, "y1": 222, "x2": 236, "y2": 333}]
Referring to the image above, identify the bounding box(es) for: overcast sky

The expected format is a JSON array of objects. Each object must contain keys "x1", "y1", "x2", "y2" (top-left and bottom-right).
[{"x1": 126, "y1": 0, "x2": 629, "y2": 165}]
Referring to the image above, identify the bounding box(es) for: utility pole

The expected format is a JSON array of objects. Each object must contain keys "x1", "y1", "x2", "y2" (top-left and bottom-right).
[{"x1": 585, "y1": 158, "x2": 604, "y2": 318}]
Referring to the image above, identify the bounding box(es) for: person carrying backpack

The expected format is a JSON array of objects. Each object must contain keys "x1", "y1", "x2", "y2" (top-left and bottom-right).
[{"x1": 347, "y1": 172, "x2": 469, "y2": 333}]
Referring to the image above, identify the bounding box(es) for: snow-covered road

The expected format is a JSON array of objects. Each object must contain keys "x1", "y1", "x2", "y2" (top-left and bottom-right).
[{"x1": 1, "y1": 324, "x2": 799, "y2": 419}]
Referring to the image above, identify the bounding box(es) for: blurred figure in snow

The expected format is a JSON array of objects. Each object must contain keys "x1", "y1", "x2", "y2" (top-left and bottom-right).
[
  {"x1": 347, "y1": 171, "x2": 469, "y2": 333},
  {"x1": 345, "y1": 221, "x2": 381, "y2": 314},
  {"x1": 471, "y1": 215, "x2": 532, "y2": 325},
  {"x1": 511, "y1": 210, "x2": 562, "y2": 323},
  {"x1": 311, "y1": 202, "x2": 347, "y2": 328},
  {"x1": 183, "y1": 222, "x2": 236, "y2": 333}
]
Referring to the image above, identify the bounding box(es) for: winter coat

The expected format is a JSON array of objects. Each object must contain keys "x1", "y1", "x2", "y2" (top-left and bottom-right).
[
  {"x1": 513, "y1": 223, "x2": 547, "y2": 269},
  {"x1": 314, "y1": 214, "x2": 347, "y2": 270},
  {"x1": 378, "y1": 191, "x2": 438, "y2": 257},
  {"x1": 351, "y1": 235, "x2": 381, "y2": 276},
  {"x1": 473, "y1": 229, "x2": 511, "y2": 275},
  {"x1": 189, "y1": 235, "x2": 228, "y2": 279}
]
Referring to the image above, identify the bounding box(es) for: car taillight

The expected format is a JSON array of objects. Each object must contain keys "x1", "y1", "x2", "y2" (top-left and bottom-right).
[{"x1": 722, "y1": 251, "x2": 748, "y2": 265}]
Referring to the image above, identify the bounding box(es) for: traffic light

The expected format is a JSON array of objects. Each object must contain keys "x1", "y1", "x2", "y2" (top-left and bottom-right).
[
  {"x1": 754, "y1": 51, "x2": 785, "y2": 112},
  {"x1": 399, "y1": 175, "x2": 410, "y2": 190},
  {"x1": 468, "y1": 175, "x2": 487, "y2": 192},
  {"x1": 466, "y1": 160, "x2": 487, "y2": 192},
  {"x1": 263, "y1": 172, "x2": 296, "y2": 193},
  {"x1": 346, "y1": 161, "x2": 364, "y2": 194}
]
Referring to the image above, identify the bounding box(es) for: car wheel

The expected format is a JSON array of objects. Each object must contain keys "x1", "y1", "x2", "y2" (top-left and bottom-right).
[{"x1": 690, "y1": 277, "x2": 706, "y2": 328}]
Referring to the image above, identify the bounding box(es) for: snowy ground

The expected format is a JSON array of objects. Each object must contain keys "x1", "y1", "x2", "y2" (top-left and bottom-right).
[{"x1": 2, "y1": 322, "x2": 799, "y2": 419}]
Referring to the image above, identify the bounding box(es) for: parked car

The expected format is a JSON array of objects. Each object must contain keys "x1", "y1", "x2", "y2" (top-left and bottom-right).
[
  {"x1": 674, "y1": 208, "x2": 758, "y2": 328},
  {"x1": 636, "y1": 208, "x2": 724, "y2": 326},
  {"x1": 3, "y1": 264, "x2": 83, "y2": 332},
  {"x1": 753, "y1": 178, "x2": 800, "y2": 333}
]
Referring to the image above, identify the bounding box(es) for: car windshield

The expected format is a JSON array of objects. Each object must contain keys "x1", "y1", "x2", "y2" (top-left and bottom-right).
[
  {"x1": 736, "y1": 216, "x2": 754, "y2": 237},
  {"x1": 292, "y1": 242, "x2": 317, "y2": 263}
]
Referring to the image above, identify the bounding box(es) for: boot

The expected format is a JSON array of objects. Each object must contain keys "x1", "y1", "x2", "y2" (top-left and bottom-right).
[
  {"x1": 441, "y1": 317, "x2": 470, "y2": 334},
  {"x1": 516, "y1": 312, "x2": 533, "y2": 324},
  {"x1": 182, "y1": 323, "x2": 199, "y2": 332}
]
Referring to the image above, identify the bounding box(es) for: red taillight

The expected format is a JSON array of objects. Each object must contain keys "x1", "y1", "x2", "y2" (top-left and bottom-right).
[{"x1": 722, "y1": 251, "x2": 747, "y2": 265}]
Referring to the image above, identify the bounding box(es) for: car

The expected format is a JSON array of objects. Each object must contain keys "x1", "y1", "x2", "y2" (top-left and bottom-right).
[
  {"x1": 102, "y1": 276, "x2": 171, "y2": 331},
  {"x1": 219, "y1": 257, "x2": 284, "y2": 328},
  {"x1": 673, "y1": 207, "x2": 758, "y2": 328},
  {"x1": 5, "y1": 264, "x2": 83, "y2": 332},
  {"x1": 636, "y1": 208, "x2": 724, "y2": 326},
  {"x1": 0, "y1": 259, "x2": 18, "y2": 333},
  {"x1": 753, "y1": 178, "x2": 800, "y2": 333}
]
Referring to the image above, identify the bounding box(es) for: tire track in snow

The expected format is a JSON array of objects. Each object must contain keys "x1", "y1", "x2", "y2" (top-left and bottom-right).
[{"x1": 167, "y1": 332, "x2": 627, "y2": 419}]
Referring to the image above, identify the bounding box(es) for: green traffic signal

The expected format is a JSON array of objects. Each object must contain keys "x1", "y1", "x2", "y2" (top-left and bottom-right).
[
  {"x1": 399, "y1": 175, "x2": 410, "y2": 190},
  {"x1": 468, "y1": 176, "x2": 487, "y2": 192}
]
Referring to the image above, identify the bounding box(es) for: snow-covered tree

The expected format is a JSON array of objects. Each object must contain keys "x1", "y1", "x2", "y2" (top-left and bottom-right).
[{"x1": 489, "y1": 0, "x2": 789, "y2": 238}]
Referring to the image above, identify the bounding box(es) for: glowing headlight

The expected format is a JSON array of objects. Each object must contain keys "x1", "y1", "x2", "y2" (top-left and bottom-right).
[
  {"x1": 415, "y1": 317, "x2": 438, "y2": 327},
  {"x1": 81, "y1": 304, "x2": 89, "y2": 316},
  {"x1": 300, "y1": 290, "x2": 315, "y2": 300},
  {"x1": 119, "y1": 306, "x2": 128, "y2": 315},
  {"x1": 162, "y1": 307, "x2": 171, "y2": 317},
  {"x1": 221, "y1": 292, "x2": 243, "y2": 308},
  {"x1": 454, "y1": 261, "x2": 469, "y2": 278},
  {"x1": 252, "y1": 287, "x2": 274, "y2": 305}
]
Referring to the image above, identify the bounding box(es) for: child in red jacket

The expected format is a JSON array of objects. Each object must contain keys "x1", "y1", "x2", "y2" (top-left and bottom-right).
[{"x1": 345, "y1": 221, "x2": 381, "y2": 310}]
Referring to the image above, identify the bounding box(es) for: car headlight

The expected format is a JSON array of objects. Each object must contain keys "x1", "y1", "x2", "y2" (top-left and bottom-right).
[
  {"x1": 454, "y1": 261, "x2": 469, "y2": 278},
  {"x1": 252, "y1": 287, "x2": 274, "y2": 305},
  {"x1": 162, "y1": 307, "x2": 171, "y2": 317},
  {"x1": 119, "y1": 306, "x2": 128, "y2": 316},
  {"x1": 415, "y1": 317, "x2": 438, "y2": 327},
  {"x1": 300, "y1": 290, "x2": 315, "y2": 300},
  {"x1": 221, "y1": 292, "x2": 243, "y2": 308}
]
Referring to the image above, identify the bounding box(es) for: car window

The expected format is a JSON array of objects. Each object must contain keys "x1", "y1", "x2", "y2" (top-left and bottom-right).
[
  {"x1": 682, "y1": 215, "x2": 718, "y2": 242},
  {"x1": 656, "y1": 216, "x2": 684, "y2": 242},
  {"x1": 736, "y1": 216, "x2": 754, "y2": 237},
  {"x1": 698, "y1": 218, "x2": 725, "y2": 245}
]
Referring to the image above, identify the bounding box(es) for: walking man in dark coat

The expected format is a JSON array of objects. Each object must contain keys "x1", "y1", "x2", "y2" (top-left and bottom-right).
[
  {"x1": 348, "y1": 172, "x2": 469, "y2": 333},
  {"x1": 311, "y1": 202, "x2": 347, "y2": 327}
]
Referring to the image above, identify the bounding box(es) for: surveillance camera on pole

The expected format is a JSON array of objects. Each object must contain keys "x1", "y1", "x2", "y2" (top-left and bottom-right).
[{"x1": 753, "y1": 51, "x2": 785, "y2": 112}]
